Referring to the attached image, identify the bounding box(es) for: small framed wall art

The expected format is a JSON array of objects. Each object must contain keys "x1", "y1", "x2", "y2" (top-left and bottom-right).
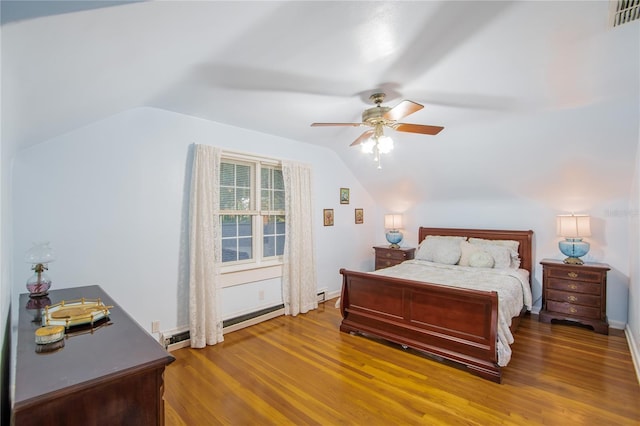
[
  {"x1": 323, "y1": 209, "x2": 334, "y2": 226},
  {"x1": 355, "y1": 208, "x2": 364, "y2": 224},
  {"x1": 340, "y1": 188, "x2": 350, "y2": 204}
]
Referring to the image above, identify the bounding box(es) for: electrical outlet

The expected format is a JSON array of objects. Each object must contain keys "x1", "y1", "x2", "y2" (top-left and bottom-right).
[
  {"x1": 151, "y1": 320, "x2": 160, "y2": 333},
  {"x1": 258, "y1": 290, "x2": 265, "y2": 301}
]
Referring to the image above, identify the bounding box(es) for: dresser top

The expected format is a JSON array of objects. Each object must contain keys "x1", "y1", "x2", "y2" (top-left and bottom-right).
[
  {"x1": 540, "y1": 258, "x2": 610, "y2": 271},
  {"x1": 373, "y1": 246, "x2": 415, "y2": 251},
  {"x1": 13, "y1": 285, "x2": 175, "y2": 409}
]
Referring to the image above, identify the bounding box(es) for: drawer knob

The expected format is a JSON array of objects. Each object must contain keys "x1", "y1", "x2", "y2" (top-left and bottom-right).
[
  {"x1": 385, "y1": 261, "x2": 391, "y2": 266},
  {"x1": 569, "y1": 307, "x2": 577, "y2": 314},
  {"x1": 569, "y1": 284, "x2": 578, "y2": 290},
  {"x1": 568, "y1": 272, "x2": 578, "y2": 278},
  {"x1": 567, "y1": 295, "x2": 577, "y2": 302},
  {"x1": 386, "y1": 253, "x2": 392, "y2": 258}
]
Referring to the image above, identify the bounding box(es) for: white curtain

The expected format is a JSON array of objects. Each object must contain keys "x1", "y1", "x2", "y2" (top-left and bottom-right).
[
  {"x1": 282, "y1": 161, "x2": 318, "y2": 316},
  {"x1": 188, "y1": 144, "x2": 224, "y2": 347}
]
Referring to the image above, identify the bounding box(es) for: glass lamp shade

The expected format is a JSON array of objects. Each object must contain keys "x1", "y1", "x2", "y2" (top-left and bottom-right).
[
  {"x1": 361, "y1": 139, "x2": 375, "y2": 154},
  {"x1": 25, "y1": 242, "x2": 56, "y2": 264}
]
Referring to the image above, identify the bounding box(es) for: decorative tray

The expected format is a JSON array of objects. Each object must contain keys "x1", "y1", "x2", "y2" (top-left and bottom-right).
[{"x1": 42, "y1": 298, "x2": 112, "y2": 329}]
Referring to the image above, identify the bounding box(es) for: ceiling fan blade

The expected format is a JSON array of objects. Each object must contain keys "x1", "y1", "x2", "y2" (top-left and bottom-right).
[
  {"x1": 311, "y1": 122, "x2": 363, "y2": 127},
  {"x1": 383, "y1": 100, "x2": 424, "y2": 121},
  {"x1": 350, "y1": 130, "x2": 375, "y2": 146},
  {"x1": 393, "y1": 123, "x2": 444, "y2": 135}
]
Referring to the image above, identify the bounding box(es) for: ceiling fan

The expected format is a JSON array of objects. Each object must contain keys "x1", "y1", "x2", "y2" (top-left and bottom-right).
[{"x1": 311, "y1": 92, "x2": 444, "y2": 145}]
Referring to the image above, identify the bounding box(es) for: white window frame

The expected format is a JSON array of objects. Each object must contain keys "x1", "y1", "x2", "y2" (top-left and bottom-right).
[{"x1": 219, "y1": 152, "x2": 285, "y2": 286}]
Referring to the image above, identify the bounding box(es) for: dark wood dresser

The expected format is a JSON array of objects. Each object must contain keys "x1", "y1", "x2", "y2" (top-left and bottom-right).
[
  {"x1": 12, "y1": 285, "x2": 175, "y2": 426},
  {"x1": 374, "y1": 246, "x2": 415, "y2": 270},
  {"x1": 539, "y1": 259, "x2": 610, "y2": 334}
]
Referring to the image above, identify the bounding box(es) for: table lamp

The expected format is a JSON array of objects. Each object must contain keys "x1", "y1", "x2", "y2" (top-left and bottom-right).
[
  {"x1": 557, "y1": 214, "x2": 591, "y2": 265},
  {"x1": 384, "y1": 214, "x2": 403, "y2": 249},
  {"x1": 25, "y1": 242, "x2": 56, "y2": 297}
]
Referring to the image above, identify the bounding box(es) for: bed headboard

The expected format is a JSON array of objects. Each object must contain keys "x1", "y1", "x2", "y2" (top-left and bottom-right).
[{"x1": 418, "y1": 227, "x2": 534, "y2": 283}]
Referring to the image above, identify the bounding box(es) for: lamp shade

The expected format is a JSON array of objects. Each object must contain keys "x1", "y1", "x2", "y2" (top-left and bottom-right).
[
  {"x1": 24, "y1": 242, "x2": 56, "y2": 264},
  {"x1": 384, "y1": 214, "x2": 403, "y2": 229},
  {"x1": 557, "y1": 215, "x2": 591, "y2": 237}
]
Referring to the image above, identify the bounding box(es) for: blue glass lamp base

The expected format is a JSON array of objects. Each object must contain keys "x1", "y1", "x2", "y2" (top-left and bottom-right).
[
  {"x1": 386, "y1": 230, "x2": 403, "y2": 249},
  {"x1": 559, "y1": 238, "x2": 590, "y2": 265}
]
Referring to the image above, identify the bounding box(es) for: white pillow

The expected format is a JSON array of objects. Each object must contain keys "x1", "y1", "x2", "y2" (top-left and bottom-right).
[
  {"x1": 477, "y1": 244, "x2": 512, "y2": 269},
  {"x1": 468, "y1": 238, "x2": 519, "y2": 252},
  {"x1": 468, "y1": 238, "x2": 520, "y2": 269},
  {"x1": 469, "y1": 251, "x2": 495, "y2": 268},
  {"x1": 459, "y1": 241, "x2": 483, "y2": 266},
  {"x1": 416, "y1": 235, "x2": 466, "y2": 265}
]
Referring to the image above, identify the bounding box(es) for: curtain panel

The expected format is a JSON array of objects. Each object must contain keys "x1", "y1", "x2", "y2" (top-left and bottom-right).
[
  {"x1": 282, "y1": 161, "x2": 318, "y2": 316},
  {"x1": 188, "y1": 144, "x2": 224, "y2": 347}
]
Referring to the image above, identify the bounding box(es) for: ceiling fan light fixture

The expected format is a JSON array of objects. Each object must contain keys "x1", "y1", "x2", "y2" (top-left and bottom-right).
[
  {"x1": 377, "y1": 135, "x2": 394, "y2": 154},
  {"x1": 361, "y1": 138, "x2": 375, "y2": 154},
  {"x1": 311, "y1": 91, "x2": 444, "y2": 169}
]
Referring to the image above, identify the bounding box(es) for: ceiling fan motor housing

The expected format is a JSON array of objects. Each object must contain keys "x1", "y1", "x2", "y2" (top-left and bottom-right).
[{"x1": 362, "y1": 106, "x2": 391, "y2": 124}]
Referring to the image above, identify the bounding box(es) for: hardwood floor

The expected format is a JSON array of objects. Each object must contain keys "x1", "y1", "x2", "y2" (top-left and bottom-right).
[{"x1": 164, "y1": 299, "x2": 640, "y2": 425}]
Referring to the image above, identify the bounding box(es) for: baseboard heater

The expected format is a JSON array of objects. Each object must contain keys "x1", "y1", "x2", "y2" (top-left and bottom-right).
[
  {"x1": 163, "y1": 291, "x2": 327, "y2": 351},
  {"x1": 163, "y1": 304, "x2": 283, "y2": 351}
]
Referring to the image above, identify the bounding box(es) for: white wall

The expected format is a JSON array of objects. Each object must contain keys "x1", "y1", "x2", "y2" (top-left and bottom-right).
[
  {"x1": 11, "y1": 107, "x2": 376, "y2": 335},
  {"x1": 0, "y1": 119, "x2": 14, "y2": 425},
  {"x1": 628, "y1": 127, "x2": 640, "y2": 380}
]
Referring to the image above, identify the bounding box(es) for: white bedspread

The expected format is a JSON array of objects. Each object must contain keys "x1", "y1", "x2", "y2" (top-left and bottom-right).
[{"x1": 372, "y1": 259, "x2": 532, "y2": 366}]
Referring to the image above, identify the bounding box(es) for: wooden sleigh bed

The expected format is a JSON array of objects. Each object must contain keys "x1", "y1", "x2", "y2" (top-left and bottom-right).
[{"x1": 339, "y1": 227, "x2": 534, "y2": 383}]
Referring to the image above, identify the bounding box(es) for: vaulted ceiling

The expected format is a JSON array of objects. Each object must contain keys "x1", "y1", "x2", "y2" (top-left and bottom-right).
[{"x1": 2, "y1": 1, "x2": 638, "y2": 207}]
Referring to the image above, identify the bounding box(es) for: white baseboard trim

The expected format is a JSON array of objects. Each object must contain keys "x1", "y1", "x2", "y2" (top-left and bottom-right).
[
  {"x1": 609, "y1": 319, "x2": 626, "y2": 330},
  {"x1": 625, "y1": 325, "x2": 640, "y2": 385},
  {"x1": 326, "y1": 290, "x2": 341, "y2": 301}
]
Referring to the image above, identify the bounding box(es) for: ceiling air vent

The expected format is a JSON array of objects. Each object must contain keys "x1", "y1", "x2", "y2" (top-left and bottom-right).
[{"x1": 610, "y1": 0, "x2": 640, "y2": 27}]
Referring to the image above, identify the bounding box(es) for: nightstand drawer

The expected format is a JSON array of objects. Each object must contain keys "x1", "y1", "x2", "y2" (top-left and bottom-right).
[
  {"x1": 378, "y1": 250, "x2": 409, "y2": 261},
  {"x1": 546, "y1": 289, "x2": 601, "y2": 307},
  {"x1": 546, "y1": 300, "x2": 600, "y2": 319},
  {"x1": 547, "y1": 268, "x2": 602, "y2": 283},
  {"x1": 373, "y1": 246, "x2": 416, "y2": 270},
  {"x1": 547, "y1": 278, "x2": 601, "y2": 295},
  {"x1": 376, "y1": 258, "x2": 399, "y2": 269}
]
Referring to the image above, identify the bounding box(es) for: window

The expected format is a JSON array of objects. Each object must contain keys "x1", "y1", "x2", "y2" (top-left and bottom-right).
[{"x1": 220, "y1": 157, "x2": 285, "y2": 267}]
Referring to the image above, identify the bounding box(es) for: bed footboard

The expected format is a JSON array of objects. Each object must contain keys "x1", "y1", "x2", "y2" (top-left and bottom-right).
[{"x1": 339, "y1": 268, "x2": 502, "y2": 383}]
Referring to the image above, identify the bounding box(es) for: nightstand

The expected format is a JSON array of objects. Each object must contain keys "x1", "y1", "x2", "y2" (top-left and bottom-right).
[
  {"x1": 373, "y1": 246, "x2": 415, "y2": 270},
  {"x1": 539, "y1": 258, "x2": 610, "y2": 334}
]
